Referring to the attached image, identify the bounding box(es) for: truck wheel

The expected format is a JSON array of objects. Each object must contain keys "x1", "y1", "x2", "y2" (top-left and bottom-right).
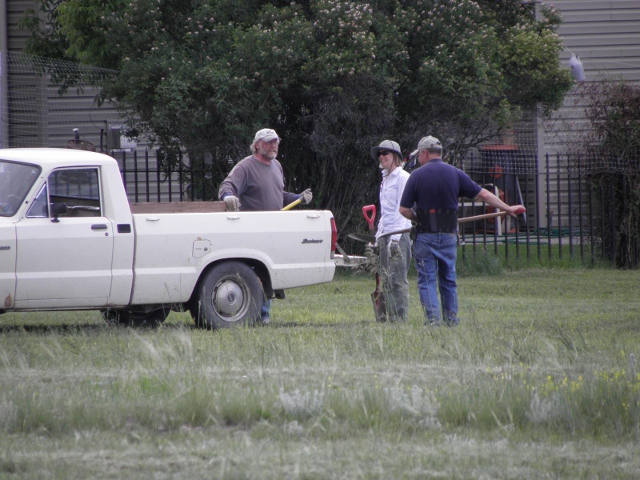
[
  {"x1": 191, "y1": 261, "x2": 262, "y2": 329},
  {"x1": 101, "y1": 307, "x2": 169, "y2": 327}
]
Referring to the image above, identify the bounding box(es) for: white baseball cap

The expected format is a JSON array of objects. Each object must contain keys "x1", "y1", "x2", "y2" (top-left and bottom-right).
[{"x1": 254, "y1": 128, "x2": 281, "y2": 143}]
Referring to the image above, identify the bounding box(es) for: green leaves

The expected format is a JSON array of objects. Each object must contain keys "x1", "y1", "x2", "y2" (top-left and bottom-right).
[
  {"x1": 23, "y1": 0, "x2": 573, "y2": 232},
  {"x1": 500, "y1": 26, "x2": 572, "y2": 111}
]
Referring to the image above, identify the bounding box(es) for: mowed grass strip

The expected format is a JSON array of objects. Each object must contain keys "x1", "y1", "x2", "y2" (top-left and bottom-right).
[{"x1": 1, "y1": 268, "x2": 639, "y2": 478}]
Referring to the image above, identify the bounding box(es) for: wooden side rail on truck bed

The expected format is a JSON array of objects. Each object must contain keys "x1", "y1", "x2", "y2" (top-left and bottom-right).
[{"x1": 129, "y1": 201, "x2": 227, "y2": 215}]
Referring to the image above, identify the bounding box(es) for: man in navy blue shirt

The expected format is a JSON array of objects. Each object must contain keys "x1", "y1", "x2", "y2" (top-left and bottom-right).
[{"x1": 399, "y1": 136, "x2": 524, "y2": 326}]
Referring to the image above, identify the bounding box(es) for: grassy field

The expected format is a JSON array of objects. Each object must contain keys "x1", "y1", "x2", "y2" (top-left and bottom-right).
[{"x1": 1, "y1": 267, "x2": 639, "y2": 479}]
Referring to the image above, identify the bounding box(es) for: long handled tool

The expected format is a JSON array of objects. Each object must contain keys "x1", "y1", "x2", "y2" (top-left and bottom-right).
[
  {"x1": 281, "y1": 198, "x2": 302, "y2": 211},
  {"x1": 349, "y1": 209, "x2": 526, "y2": 243},
  {"x1": 281, "y1": 188, "x2": 313, "y2": 211},
  {"x1": 362, "y1": 205, "x2": 387, "y2": 322}
]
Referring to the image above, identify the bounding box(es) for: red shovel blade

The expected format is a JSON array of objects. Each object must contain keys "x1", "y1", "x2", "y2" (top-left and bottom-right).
[{"x1": 362, "y1": 205, "x2": 376, "y2": 232}]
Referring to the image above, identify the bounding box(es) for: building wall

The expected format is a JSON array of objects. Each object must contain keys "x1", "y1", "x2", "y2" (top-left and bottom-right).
[
  {"x1": 2, "y1": 0, "x2": 169, "y2": 200},
  {"x1": 3, "y1": 0, "x2": 134, "y2": 151},
  {"x1": 543, "y1": 0, "x2": 640, "y2": 155},
  {"x1": 531, "y1": 0, "x2": 640, "y2": 229}
]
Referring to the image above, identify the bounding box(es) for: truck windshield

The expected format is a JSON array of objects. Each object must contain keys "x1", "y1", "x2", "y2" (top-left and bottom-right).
[{"x1": 0, "y1": 160, "x2": 42, "y2": 217}]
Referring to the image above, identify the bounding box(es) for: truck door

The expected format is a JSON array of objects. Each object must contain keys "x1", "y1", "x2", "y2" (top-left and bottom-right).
[
  {"x1": 14, "y1": 167, "x2": 114, "y2": 308},
  {"x1": 0, "y1": 224, "x2": 16, "y2": 309}
]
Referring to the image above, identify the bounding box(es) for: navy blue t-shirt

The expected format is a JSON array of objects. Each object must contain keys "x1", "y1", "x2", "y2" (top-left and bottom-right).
[{"x1": 400, "y1": 159, "x2": 482, "y2": 211}]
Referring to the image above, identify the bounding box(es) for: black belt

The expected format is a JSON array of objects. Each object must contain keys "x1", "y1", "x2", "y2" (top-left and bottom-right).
[{"x1": 416, "y1": 209, "x2": 457, "y2": 233}]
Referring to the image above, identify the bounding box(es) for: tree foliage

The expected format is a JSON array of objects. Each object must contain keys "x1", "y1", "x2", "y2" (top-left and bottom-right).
[{"x1": 23, "y1": 0, "x2": 573, "y2": 235}]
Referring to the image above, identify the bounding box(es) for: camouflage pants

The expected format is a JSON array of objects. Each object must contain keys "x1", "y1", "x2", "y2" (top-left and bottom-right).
[{"x1": 377, "y1": 233, "x2": 412, "y2": 322}]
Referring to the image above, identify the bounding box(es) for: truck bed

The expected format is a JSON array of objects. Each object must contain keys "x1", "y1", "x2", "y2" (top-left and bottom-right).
[{"x1": 129, "y1": 201, "x2": 227, "y2": 214}]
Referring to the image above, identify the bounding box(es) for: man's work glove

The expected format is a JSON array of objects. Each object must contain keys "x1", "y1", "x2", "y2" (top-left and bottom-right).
[
  {"x1": 223, "y1": 195, "x2": 240, "y2": 212},
  {"x1": 299, "y1": 188, "x2": 313, "y2": 205}
]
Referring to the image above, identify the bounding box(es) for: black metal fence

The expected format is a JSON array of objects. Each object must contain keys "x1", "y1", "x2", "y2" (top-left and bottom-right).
[
  {"x1": 113, "y1": 149, "x2": 638, "y2": 267},
  {"x1": 114, "y1": 149, "x2": 229, "y2": 203}
]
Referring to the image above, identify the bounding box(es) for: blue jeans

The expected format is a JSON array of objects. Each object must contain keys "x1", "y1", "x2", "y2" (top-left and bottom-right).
[
  {"x1": 261, "y1": 298, "x2": 271, "y2": 320},
  {"x1": 413, "y1": 233, "x2": 458, "y2": 325}
]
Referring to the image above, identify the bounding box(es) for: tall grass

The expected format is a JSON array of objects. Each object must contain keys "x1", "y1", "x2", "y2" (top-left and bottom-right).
[{"x1": 1, "y1": 268, "x2": 639, "y2": 478}]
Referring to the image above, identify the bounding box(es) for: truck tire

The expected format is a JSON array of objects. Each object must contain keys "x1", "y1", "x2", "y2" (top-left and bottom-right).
[
  {"x1": 101, "y1": 307, "x2": 169, "y2": 327},
  {"x1": 191, "y1": 261, "x2": 262, "y2": 329}
]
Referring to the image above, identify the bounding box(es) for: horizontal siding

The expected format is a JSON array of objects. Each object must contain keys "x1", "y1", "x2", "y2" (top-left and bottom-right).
[
  {"x1": 543, "y1": 0, "x2": 640, "y2": 155},
  {"x1": 7, "y1": 0, "x2": 37, "y2": 52},
  {"x1": 4, "y1": 49, "x2": 126, "y2": 148},
  {"x1": 562, "y1": 19, "x2": 640, "y2": 36},
  {"x1": 5, "y1": 0, "x2": 127, "y2": 149},
  {"x1": 553, "y1": 0, "x2": 640, "y2": 11}
]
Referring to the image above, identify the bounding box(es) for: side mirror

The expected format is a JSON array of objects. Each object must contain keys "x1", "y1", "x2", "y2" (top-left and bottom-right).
[{"x1": 50, "y1": 202, "x2": 68, "y2": 223}]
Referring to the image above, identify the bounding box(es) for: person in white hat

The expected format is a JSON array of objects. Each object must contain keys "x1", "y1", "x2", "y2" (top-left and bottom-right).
[
  {"x1": 399, "y1": 136, "x2": 525, "y2": 326},
  {"x1": 369, "y1": 140, "x2": 412, "y2": 322},
  {"x1": 218, "y1": 128, "x2": 311, "y2": 212},
  {"x1": 218, "y1": 128, "x2": 313, "y2": 323}
]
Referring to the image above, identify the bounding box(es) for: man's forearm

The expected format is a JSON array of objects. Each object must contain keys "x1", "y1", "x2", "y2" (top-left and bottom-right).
[
  {"x1": 474, "y1": 188, "x2": 525, "y2": 216},
  {"x1": 475, "y1": 188, "x2": 510, "y2": 211},
  {"x1": 218, "y1": 180, "x2": 235, "y2": 200},
  {"x1": 399, "y1": 206, "x2": 416, "y2": 221}
]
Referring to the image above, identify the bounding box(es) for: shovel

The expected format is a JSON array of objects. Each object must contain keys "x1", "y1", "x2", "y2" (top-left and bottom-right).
[{"x1": 362, "y1": 205, "x2": 386, "y2": 322}]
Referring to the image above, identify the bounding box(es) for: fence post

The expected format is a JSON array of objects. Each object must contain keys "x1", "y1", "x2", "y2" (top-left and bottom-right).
[
  {"x1": 609, "y1": 180, "x2": 616, "y2": 264},
  {"x1": 133, "y1": 150, "x2": 139, "y2": 203},
  {"x1": 567, "y1": 155, "x2": 574, "y2": 259},
  {"x1": 556, "y1": 154, "x2": 562, "y2": 260},
  {"x1": 577, "y1": 156, "x2": 584, "y2": 263},
  {"x1": 546, "y1": 154, "x2": 552, "y2": 261},
  {"x1": 179, "y1": 156, "x2": 184, "y2": 202},
  {"x1": 120, "y1": 151, "x2": 128, "y2": 194},
  {"x1": 145, "y1": 150, "x2": 150, "y2": 202},
  {"x1": 155, "y1": 155, "x2": 161, "y2": 202},
  {"x1": 589, "y1": 168, "x2": 594, "y2": 265},
  {"x1": 535, "y1": 161, "x2": 541, "y2": 261}
]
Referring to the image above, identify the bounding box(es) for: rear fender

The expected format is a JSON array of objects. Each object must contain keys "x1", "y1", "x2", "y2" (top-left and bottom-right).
[{"x1": 187, "y1": 258, "x2": 272, "y2": 306}]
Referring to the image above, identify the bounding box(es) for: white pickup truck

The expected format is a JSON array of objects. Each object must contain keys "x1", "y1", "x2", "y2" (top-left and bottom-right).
[{"x1": 0, "y1": 148, "x2": 341, "y2": 328}]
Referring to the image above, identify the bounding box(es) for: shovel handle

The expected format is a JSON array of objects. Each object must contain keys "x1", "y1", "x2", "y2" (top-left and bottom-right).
[
  {"x1": 282, "y1": 198, "x2": 302, "y2": 211},
  {"x1": 362, "y1": 205, "x2": 376, "y2": 231},
  {"x1": 457, "y1": 207, "x2": 526, "y2": 224}
]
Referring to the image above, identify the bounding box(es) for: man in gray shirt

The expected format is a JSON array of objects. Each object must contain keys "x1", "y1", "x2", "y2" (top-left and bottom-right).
[
  {"x1": 218, "y1": 128, "x2": 311, "y2": 212},
  {"x1": 218, "y1": 128, "x2": 312, "y2": 323}
]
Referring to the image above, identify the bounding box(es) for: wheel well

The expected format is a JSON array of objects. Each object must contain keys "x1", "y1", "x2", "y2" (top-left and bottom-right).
[{"x1": 188, "y1": 258, "x2": 272, "y2": 306}]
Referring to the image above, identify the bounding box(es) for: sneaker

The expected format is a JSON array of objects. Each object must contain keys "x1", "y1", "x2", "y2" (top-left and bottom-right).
[
  {"x1": 260, "y1": 316, "x2": 270, "y2": 326},
  {"x1": 425, "y1": 319, "x2": 442, "y2": 327}
]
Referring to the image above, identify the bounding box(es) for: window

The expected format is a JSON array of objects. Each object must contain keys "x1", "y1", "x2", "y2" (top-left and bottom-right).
[
  {"x1": 27, "y1": 184, "x2": 49, "y2": 218},
  {"x1": 27, "y1": 168, "x2": 102, "y2": 218},
  {"x1": 0, "y1": 160, "x2": 41, "y2": 217}
]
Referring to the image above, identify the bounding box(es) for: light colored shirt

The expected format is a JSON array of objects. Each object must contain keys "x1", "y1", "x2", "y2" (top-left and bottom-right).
[
  {"x1": 218, "y1": 155, "x2": 298, "y2": 211},
  {"x1": 376, "y1": 166, "x2": 412, "y2": 242}
]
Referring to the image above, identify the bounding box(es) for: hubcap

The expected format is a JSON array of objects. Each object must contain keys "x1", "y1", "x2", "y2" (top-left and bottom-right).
[{"x1": 212, "y1": 278, "x2": 246, "y2": 321}]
